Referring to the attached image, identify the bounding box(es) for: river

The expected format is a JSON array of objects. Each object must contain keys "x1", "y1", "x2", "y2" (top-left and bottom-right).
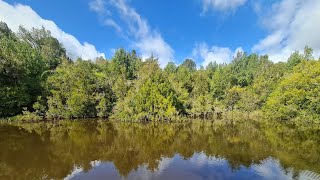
[{"x1": 0, "y1": 120, "x2": 319, "y2": 180}]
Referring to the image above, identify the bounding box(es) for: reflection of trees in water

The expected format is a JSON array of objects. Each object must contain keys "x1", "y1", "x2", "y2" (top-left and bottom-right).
[{"x1": 0, "y1": 120, "x2": 319, "y2": 179}]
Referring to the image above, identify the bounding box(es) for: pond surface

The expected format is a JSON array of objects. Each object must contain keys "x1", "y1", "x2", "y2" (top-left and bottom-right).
[{"x1": 0, "y1": 120, "x2": 320, "y2": 180}]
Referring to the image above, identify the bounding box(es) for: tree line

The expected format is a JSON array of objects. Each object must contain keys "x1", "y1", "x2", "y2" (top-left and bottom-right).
[{"x1": 1, "y1": 22, "x2": 319, "y2": 122}]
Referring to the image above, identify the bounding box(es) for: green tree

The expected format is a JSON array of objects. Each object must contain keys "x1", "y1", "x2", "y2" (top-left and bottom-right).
[
  {"x1": 108, "y1": 49, "x2": 142, "y2": 100},
  {"x1": 287, "y1": 51, "x2": 303, "y2": 70},
  {"x1": 164, "y1": 62, "x2": 177, "y2": 74},
  {"x1": 205, "y1": 61, "x2": 218, "y2": 79},
  {"x1": 46, "y1": 60, "x2": 116, "y2": 119},
  {"x1": 225, "y1": 86, "x2": 243, "y2": 111},
  {"x1": 264, "y1": 60, "x2": 320, "y2": 121},
  {"x1": 180, "y1": 58, "x2": 196, "y2": 72},
  {"x1": 0, "y1": 24, "x2": 48, "y2": 117},
  {"x1": 252, "y1": 57, "x2": 286, "y2": 108},
  {"x1": 112, "y1": 58, "x2": 181, "y2": 121},
  {"x1": 237, "y1": 88, "x2": 260, "y2": 116},
  {"x1": 18, "y1": 26, "x2": 67, "y2": 69},
  {"x1": 210, "y1": 65, "x2": 230, "y2": 101},
  {"x1": 188, "y1": 69, "x2": 213, "y2": 117},
  {"x1": 304, "y1": 46, "x2": 313, "y2": 60},
  {"x1": 0, "y1": 21, "x2": 13, "y2": 38}
]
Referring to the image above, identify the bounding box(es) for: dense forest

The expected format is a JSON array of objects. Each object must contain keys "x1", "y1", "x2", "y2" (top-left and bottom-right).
[{"x1": 1, "y1": 22, "x2": 319, "y2": 122}]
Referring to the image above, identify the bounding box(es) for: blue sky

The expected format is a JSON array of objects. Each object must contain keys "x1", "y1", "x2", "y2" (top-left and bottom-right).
[{"x1": 1, "y1": 0, "x2": 319, "y2": 67}]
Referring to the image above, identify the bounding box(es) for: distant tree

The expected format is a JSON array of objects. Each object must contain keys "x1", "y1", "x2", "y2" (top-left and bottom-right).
[
  {"x1": 205, "y1": 61, "x2": 218, "y2": 79},
  {"x1": 304, "y1": 46, "x2": 313, "y2": 60},
  {"x1": 0, "y1": 21, "x2": 13, "y2": 38},
  {"x1": 164, "y1": 62, "x2": 177, "y2": 74},
  {"x1": 287, "y1": 51, "x2": 303, "y2": 70},
  {"x1": 180, "y1": 59, "x2": 196, "y2": 72}
]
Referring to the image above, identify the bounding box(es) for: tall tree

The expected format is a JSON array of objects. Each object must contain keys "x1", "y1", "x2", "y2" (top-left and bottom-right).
[
  {"x1": 0, "y1": 23, "x2": 48, "y2": 117},
  {"x1": 113, "y1": 58, "x2": 182, "y2": 121},
  {"x1": 18, "y1": 26, "x2": 67, "y2": 69}
]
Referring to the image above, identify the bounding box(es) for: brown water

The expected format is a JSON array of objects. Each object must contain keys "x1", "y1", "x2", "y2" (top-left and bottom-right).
[{"x1": 0, "y1": 120, "x2": 319, "y2": 180}]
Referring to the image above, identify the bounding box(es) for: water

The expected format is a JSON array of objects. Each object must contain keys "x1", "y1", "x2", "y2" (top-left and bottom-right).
[{"x1": 0, "y1": 120, "x2": 319, "y2": 180}]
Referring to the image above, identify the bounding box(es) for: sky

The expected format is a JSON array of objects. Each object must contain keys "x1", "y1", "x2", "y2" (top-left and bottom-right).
[{"x1": 0, "y1": 0, "x2": 319, "y2": 67}]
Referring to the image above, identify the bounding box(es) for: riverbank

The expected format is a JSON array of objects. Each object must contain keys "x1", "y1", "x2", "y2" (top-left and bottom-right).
[
  {"x1": 0, "y1": 110, "x2": 269, "y2": 123},
  {"x1": 2, "y1": 112, "x2": 320, "y2": 131}
]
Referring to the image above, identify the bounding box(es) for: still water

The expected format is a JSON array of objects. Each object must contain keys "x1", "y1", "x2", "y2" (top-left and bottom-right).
[{"x1": 0, "y1": 120, "x2": 319, "y2": 180}]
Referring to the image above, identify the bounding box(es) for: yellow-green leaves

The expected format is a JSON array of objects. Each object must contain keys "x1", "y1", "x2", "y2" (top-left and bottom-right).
[{"x1": 264, "y1": 60, "x2": 320, "y2": 121}]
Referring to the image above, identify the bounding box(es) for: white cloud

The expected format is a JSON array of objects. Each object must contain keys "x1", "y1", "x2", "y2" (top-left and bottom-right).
[
  {"x1": 156, "y1": 157, "x2": 173, "y2": 174},
  {"x1": 104, "y1": 19, "x2": 122, "y2": 33},
  {"x1": 135, "y1": 34, "x2": 174, "y2": 64},
  {"x1": 193, "y1": 42, "x2": 243, "y2": 67},
  {"x1": 201, "y1": 0, "x2": 247, "y2": 13},
  {"x1": 0, "y1": 0, "x2": 105, "y2": 60},
  {"x1": 64, "y1": 160, "x2": 101, "y2": 180},
  {"x1": 252, "y1": 0, "x2": 320, "y2": 62},
  {"x1": 90, "y1": 0, "x2": 174, "y2": 67},
  {"x1": 189, "y1": 152, "x2": 226, "y2": 167},
  {"x1": 251, "y1": 158, "x2": 293, "y2": 180},
  {"x1": 89, "y1": 0, "x2": 107, "y2": 15},
  {"x1": 64, "y1": 165, "x2": 84, "y2": 180}
]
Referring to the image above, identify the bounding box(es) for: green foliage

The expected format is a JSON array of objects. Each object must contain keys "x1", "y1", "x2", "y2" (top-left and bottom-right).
[
  {"x1": 164, "y1": 62, "x2": 177, "y2": 74},
  {"x1": 287, "y1": 46, "x2": 313, "y2": 71},
  {"x1": 0, "y1": 21, "x2": 13, "y2": 38},
  {"x1": 14, "y1": 107, "x2": 42, "y2": 121},
  {"x1": 225, "y1": 86, "x2": 243, "y2": 111},
  {"x1": 180, "y1": 58, "x2": 196, "y2": 72},
  {"x1": 304, "y1": 46, "x2": 313, "y2": 60},
  {"x1": 287, "y1": 51, "x2": 303, "y2": 70},
  {"x1": 108, "y1": 49, "x2": 142, "y2": 100},
  {"x1": 46, "y1": 60, "x2": 116, "y2": 119},
  {"x1": 32, "y1": 96, "x2": 47, "y2": 117},
  {"x1": 188, "y1": 69, "x2": 214, "y2": 116},
  {"x1": 0, "y1": 27, "x2": 46, "y2": 117},
  {"x1": 264, "y1": 60, "x2": 320, "y2": 121},
  {"x1": 237, "y1": 88, "x2": 260, "y2": 113},
  {"x1": 1, "y1": 22, "x2": 319, "y2": 123},
  {"x1": 229, "y1": 53, "x2": 262, "y2": 87},
  {"x1": 18, "y1": 26, "x2": 67, "y2": 69},
  {"x1": 211, "y1": 65, "x2": 230, "y2": 100},
  {"x1": 176, "y1": 60, "x2": 195, "y2": 94},
  {"x1": 205, "y1": 61, "x2": 218, "y2": 79},
  {"x1": 252, "y1": 60, "x2": 286, "y2": 107},
  {"x1": 112, "y1": 59, "x2": 181, "y2": 121}
]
